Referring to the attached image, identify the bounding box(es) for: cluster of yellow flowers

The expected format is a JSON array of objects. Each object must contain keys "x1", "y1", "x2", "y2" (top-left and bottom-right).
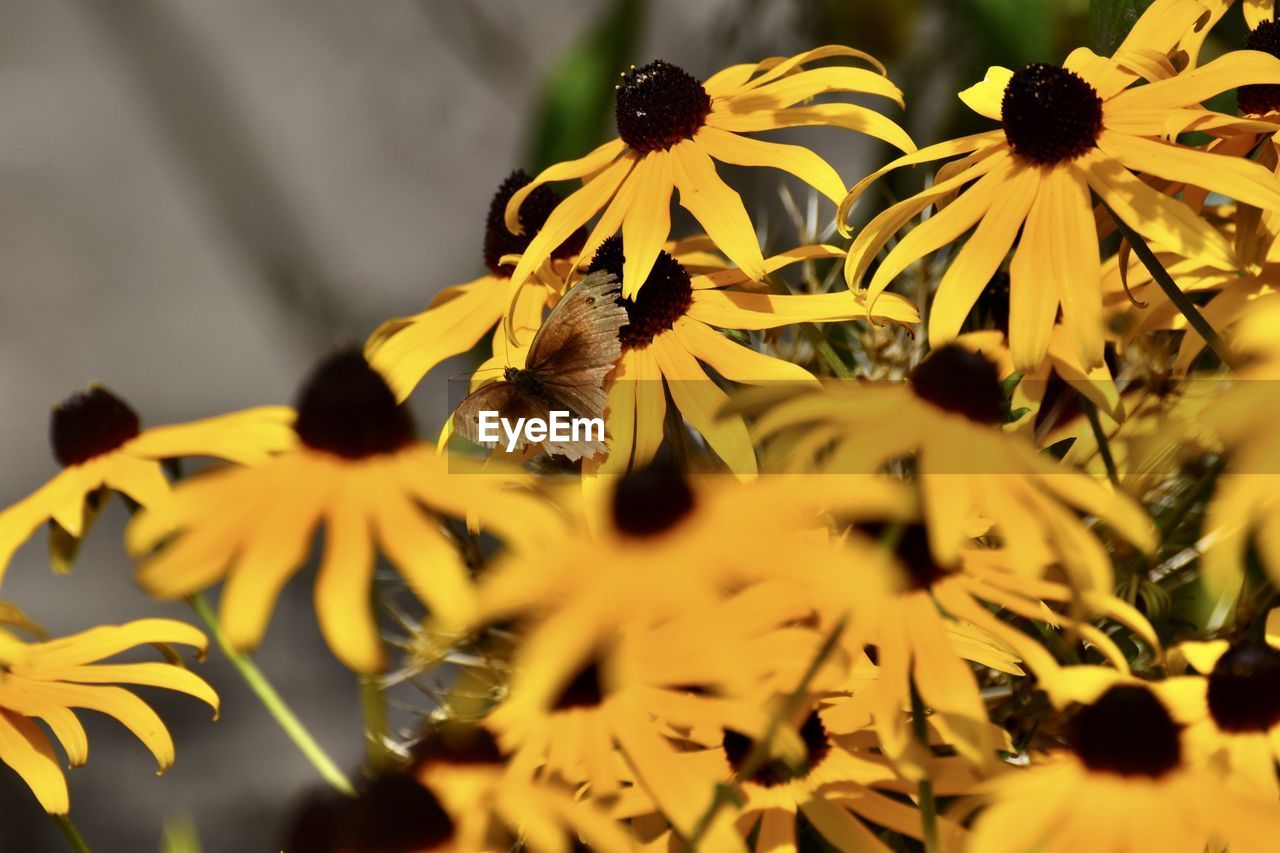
[{"x1": 5, "y1": 0, "x2": 1280, "y2": 850}]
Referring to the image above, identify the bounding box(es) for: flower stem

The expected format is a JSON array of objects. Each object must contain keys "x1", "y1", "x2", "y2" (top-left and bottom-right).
[
  {"x1": 359, "y1": 674, "x2": 394, "y2": 772},
  {"x1": 1103, "y1": 205, "x2": 1238, "y2": 370},
  {"x1": 187, "y1": 593, "x2": 354, "y2": 795},
  {"x1": 685, "y1": 615, "x2": 848, "y2": 846},
  {"x1": 765, "y1": 273, "x2": 853, "y2": 379},
  {"x1": 53, "y1": 814, "x2": 90, "y2": 853},
  {"x1": 1080, "y1": 396, "x2": 1120, "y2": 488},
  {"x1": 910, "y1": 681, "x2": 941, "y2": 853}
]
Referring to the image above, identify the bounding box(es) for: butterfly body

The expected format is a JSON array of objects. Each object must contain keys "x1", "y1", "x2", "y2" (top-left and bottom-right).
[{"x1": 454, "y1": 272, "x2": 628, "y2": 461}]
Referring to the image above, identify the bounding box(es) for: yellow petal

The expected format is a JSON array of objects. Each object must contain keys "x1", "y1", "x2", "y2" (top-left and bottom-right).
[
  {"x1": 503, "y1": 138, "x2": 627, "y2": 234},
  {"x1": 630, "y1": 347, "x2": 667, "y2": 470},
  {"x1": 27, "y1": 619, "x2": 208, "y2": 668},
  {"x1": 11, "y1": 680, "x2": 176, "y2": 770},
  {"x1": 313, "y1": 472, "x2": 382, "y2": 673},
  {"x1": 697, "y1": 126, "x2": 846, "y2": 204},
  {"x1": 17, "y1": 663, "x2": 218, "y2": 717},
  {"x1": 725, "y1": 66, "x2": 904, "y2": 110},
  {"x1": 651, "y1": 336, "x2": 757, "y2": 478},
  {"x1": 124, "y1": 406, "x2": 297, "y2": 465},
  {"x1": 958, "y1": 66, "x2": 1013, "y2": 121},
  {"x1": 689, "y1": 288, "x2": 918, "y2": 330},
  {"x1": 672, "y1": 317, "x2": 816, "y2": 384},
  {"x1": 1046, "y1": 163, "x2": 1105, "y2": 370},
  {"x1": 1100, "y1": 131, "x2": 1280, "y2": 213},
  {"x1": 0, "y1": 710, "x2": 68, "y2": 814},
  {"x1": 374, "y1": 486, "x2": 476, "y2": 628},
  {"x1": 929, "y1": 161, "x2": 1038, "y2": 347},
  {"x1": 620, "y1": 152, "x2": 674, "y2": 298},
  {"x1": 669, "y1": 140, "x2": 766, "y2": 281},
  {"x1": 709, "y1": 103, "x2": 914, "y2": 154}
]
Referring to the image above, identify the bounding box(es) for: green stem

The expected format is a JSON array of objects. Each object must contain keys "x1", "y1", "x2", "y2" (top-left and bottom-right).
[
  {"x1": 910, "y1": 681, "x2": 941, "y2": 853},
  {"x1": 1159, "y1": 455, "x2": 1227, "y2": 541},
  {"x1": 1104, "y1": 204, "x2": 1239, "y2": 370},
  {"x1": 686, "y1": 615, "x2": 848, "y2": 846},
  {"x1": 187, "y1": 593, "x2": 354, "y2": 795},
  {"x1": 53, "y1": 814, "x2": 90, "y2": 853},
  {"x1": 359, "y1": 674, "x2": 393, "y2": 772},
  {"x1": 1080, "y1": 396, "x2": 1119, "y2": 488}
]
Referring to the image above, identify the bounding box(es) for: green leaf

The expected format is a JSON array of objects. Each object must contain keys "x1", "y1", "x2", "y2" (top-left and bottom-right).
[
  {"x1": 1090, "y1": 0, "x2": 1156, "y2": 55},
  {"x1": 524, "y1": 0, "x2": 643, "y2": 172}
]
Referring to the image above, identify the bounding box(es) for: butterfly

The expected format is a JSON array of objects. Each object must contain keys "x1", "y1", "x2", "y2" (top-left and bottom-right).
[{"x1": 453, "y1": 270, "x2": 628, "y2": 461}]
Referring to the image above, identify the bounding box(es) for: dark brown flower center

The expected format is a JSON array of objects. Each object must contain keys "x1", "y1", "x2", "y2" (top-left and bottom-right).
[
  {"x1": 483, "y1": 170, "x2": 586, "y2": 277},
  {"x1": 1239, "y1": 23, "x2": 1280, "y2": 115},
  {"x1": 409, "y1": 722, "x2": 505, "y2": 769},
  {"x1": 859, "y1": 523, "x2": 951, "y2": 589},
  {"x1": 284, "y1": 774, "x2": 455, "y2": 853},
  {"x1": 1002, "y1": 63, "x2": 1103, "y2": 165},
  {"x1": 294, "y1": 349, "x2": 416, "y2": 459},
  {"x1": 1068, "y1": 685, "x2": 1181, "y2": 778},
  {"x1": 1207, "y1": 643, "x2": 1280, "y2": 733},
  {"x1": 909, "y1": 344, "x2": 1005, "y2": 425},
  {"x1": 610, "y1": 462, "x2": 696, "y2": 537},
  {"x1": 50, "y1": 386, "x2": 141, "y2": 467},
  {"x1": 551, "y1": 657, "x2": 606, "y2": 711},
  {"x1": 616, "y1": 60, "x2": 712, "y2": 152},
  {"x1": 588, "y1": 236, "x2": 692, "y2": 349},
  {"x1": 723, "y1": 711, "x2": 831, "y2": 788}
]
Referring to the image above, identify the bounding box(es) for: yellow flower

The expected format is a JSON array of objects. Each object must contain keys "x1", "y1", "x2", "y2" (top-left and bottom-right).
[
  {"x1": 365, "y1": 170, "x2": 588, "y2": 401},
  {"x1": 972, "y1": 679, "x2": 1280, "y2": 853},
  {"x1": 127, "y1": 350, "x2": 564, "y2": 673},
  {"x1": 518, "y1": 236, "x2": 918, "y2": 478},
  {"x1": 503, "y1": 47, "x2": 914, "y2": 303},
  {"x1": 409, "y1": 722, "x2": 631, "y2": 851},
  {"x1": 0, "y1": 385, "x2": 294, "y2": 583},
  {"x1": 614, "y1": 700, "x2": 981, "y2": 851},
  {"x1": 840, "y1": 0, "x2": 1280, "y2": 372},
  {"x1": 0, "y1": 616, "x2": 217, "y2": 814},
  {"x1": 738, "y1": 344, "x2": 1156, "y2": 585}
]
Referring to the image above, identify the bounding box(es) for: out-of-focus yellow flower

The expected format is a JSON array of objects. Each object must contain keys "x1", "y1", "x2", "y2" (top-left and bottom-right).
[
  {"x1": 0, "y1": 616, "x2": 216, "y2": 814},
  {"x1": 840, "y1": 0, "x2": 1280, "y2": 372},
  {"x1": 0, "y1": 385, "x2": 293, "y2": 583},
  {"x1": 128, "y1": 350, "x2": 564, "y2": 673},
  {"x1": 735, "y1": 344, "x2": 1156, "y2": 587},
  {"x1": 504, "y1": 47, "x2": 914, "y2": 304}
]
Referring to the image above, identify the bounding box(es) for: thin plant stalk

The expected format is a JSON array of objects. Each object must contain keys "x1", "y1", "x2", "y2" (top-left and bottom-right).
[
  {"x1": 359, "y1": 674, "x2": 394, "y2": 772},
  {"x1": 187, "y1": 592, "x2": 354, "y2": 795},
  {"x1": 910, "y1": 681, "x2": 941, "y2": 853},
  {"x1": 1081, "y1": 396, "x2": 1120, "y2": 488},
  {"x1": 53, "y1": 814, "x2": 90, "y2": 853}
]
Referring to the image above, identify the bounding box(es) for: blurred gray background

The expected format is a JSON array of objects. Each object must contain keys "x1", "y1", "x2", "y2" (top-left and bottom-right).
[{"x1": 0, "y1": 0, "x2": 1104, "y2": 849}]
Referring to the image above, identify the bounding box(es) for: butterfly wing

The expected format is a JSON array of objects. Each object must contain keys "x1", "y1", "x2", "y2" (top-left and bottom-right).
[
  {"x1": 453, "y1": 382, "x2": 551, "y2": 456},
  {"x1": 524, "y1": 270, "x2": 628, "y2": 422}
]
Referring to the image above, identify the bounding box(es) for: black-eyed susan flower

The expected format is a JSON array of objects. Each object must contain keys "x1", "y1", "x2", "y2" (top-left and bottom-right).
[
  {"x1": 472, "y1": 466, "x2": 900, "y2": 842},
  {"x1": 365, "y1": 170, "x2": 587, "y2": 401},
  {"x1": 614, "y1": 699, "x2": 977, "y2": 851},
  {"x1": 127, "y1": 350, "x2": 565, "y2": 673},
  {"x1": 972, "y1": 681, "x2": 1280, "y2": 853},
  {"x1": 0, "y1": 616, "x2": 217, "y2": 814},
  {"x1": 1166, "y1": 640, "x2": 1280, "y2": 799},
  {"x1": 840, "y1": 0, "x2": 1280, "y2": 372},
  {"x1": 575, "y1": 236, "x2": 918, "y2": 477},
  {"x1": 504, "y1": 47, "x2": 915, "y2": 302},
  {"x1": 408, "y1": 721, "x2": 630, "y2": 851},
  {"x1": 0, "y1": 386, "x2": 294, "y2": 582},
  {"x1": 739, "y1": 344, "x2": 1156, "y2": 585}
]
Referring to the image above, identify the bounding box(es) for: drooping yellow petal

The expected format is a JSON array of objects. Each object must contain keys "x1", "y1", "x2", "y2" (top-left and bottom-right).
[
  {"x1": 708, "y1": 103, "x2": 914, "y2": 154},
  {"x1": 313, "y1": 472, "x2": 381, "y2": 673},
  {"x1": 672, "y1": 317, "x2": 816, "y2": 384},
  {"x1": 26, "y1": 619, "x2": 208, "y2": 668},
  {"x1": 124, "y1": 406, "x2": 297, "y2": 465},
  {"x1": 1083, "y1": 150, "x2": 1236, "y2": 273},
  {"x1": 374, "y1": 486, "x2": 476, "y2": 628},
  {"x1": 12, "y1": 680, "x2": 176, "y2": 770},
  {"x1": 365, "y1": 277, "x2": 508, "y2": 402},
  {"x1": 724, "y1": 66, "x2": 904, "y2": 111},
  {"x1": 1100, "y1": 132, "x2": 1280, "y2": 213},
  {"x1": 689, "y1": 288, "x2": 919, "y2": 330},
  {"x1": 1046, "y1": 163, "x2": 1105, "y2": 370},
  {"x1": 100, "y1": 456, "x2": 170, "y2": 510},
  {"x1": 630, "y1": 347, "x2": 667, "y2": 471},
  {"x1": 0, "y1": 710, "x2": 68, "y2": 814},
  {"x1": 865, "y1": 155, "x2": 1016, "y2": 312},
  {"x1": 620, "y1": 152, "x2": 674, "y2": 298},
  {"x1": 506, "y1": 152, "x2": 637, "y2": 302},
  {"x1": 669, "y1": 140, "x2": 766, "y2": 282},
  {"x1": 651, "y1": 335, "x2": 757, "y2": 478},
  {"x1": 503, "y1": 138, "x2": 627, "y2": 234},
  {"x1": 929, "y1": 162, "x2": 1038, "y2": 347},
  {"x1": 958, "y1": 66, "x2": 1013, "y2": 120},
  {"x1": 1108, "y1": 49, "x2": 1280, "y2": 113},
  {"x1": 696, "y1": 126, "x2": 846, "y2": 204},
  {"x1": 1244, "y1": 0, "x2": 1274, "y2": 28},
  {"x1": 1008, "y1": 178, "x2": 1062, "y2": 372},
  {"x1": 17, "y1": 664, "x2": 218, "y2": 716},
  {"x1": 595, "y1": 351, "x2": 639, "y2": 477}
]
